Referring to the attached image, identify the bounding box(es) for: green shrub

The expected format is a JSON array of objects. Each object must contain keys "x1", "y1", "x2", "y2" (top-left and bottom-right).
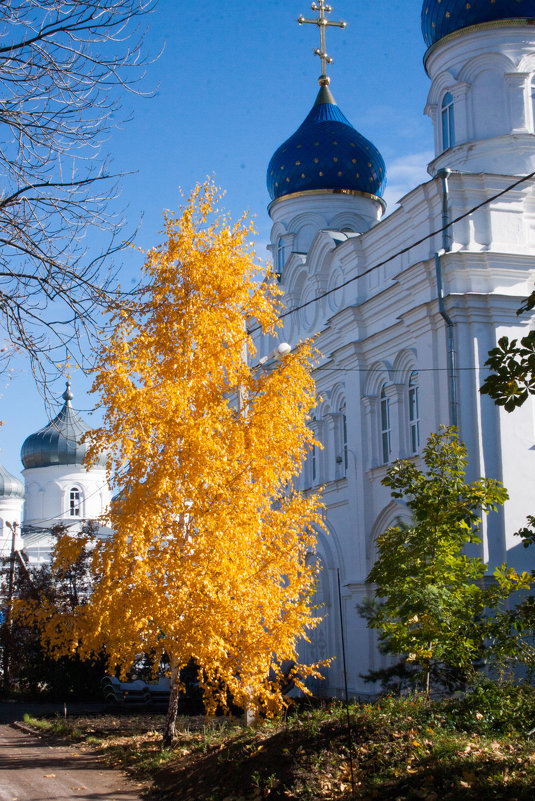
[{"x1": 439, "y1": 678, "x2": 535, "y2": 734}]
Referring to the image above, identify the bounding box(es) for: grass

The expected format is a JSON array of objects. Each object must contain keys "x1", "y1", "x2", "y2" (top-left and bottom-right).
[{"x1": 19, "y1": 685, "x2": 535, "y2": 800}]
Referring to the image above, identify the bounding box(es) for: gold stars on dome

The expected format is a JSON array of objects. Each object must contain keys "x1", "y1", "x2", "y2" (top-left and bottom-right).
[{"x1": 297, "y1": 1, "x2": 347, "y2": 85}]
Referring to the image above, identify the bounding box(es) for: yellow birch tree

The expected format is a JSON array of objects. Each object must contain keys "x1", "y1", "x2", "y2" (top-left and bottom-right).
[{"x1": 35, "y1": 181, "x2": 325, "y2": 745}]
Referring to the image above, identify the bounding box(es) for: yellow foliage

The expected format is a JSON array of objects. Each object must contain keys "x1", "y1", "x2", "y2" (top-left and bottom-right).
[{"x1": 39, "y1": 181, "x2": 326, "y2": 717}]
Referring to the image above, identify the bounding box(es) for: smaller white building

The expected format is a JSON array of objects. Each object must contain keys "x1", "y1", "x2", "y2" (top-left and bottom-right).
[
  {"x1": 19, "y1": 382, "x2": 111, "y2": 564},
  {"x1": 0, "y1": 463, "x2": 24, "y2": 559}
]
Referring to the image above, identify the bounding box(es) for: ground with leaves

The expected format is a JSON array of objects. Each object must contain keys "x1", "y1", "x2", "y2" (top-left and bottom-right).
[{"x1": 21, "y1": 687, "x2": 535, "y2": 800}]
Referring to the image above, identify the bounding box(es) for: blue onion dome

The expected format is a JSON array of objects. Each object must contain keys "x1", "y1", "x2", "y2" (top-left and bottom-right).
[
  {"x1": 422, "y1": 0, "x2": 535, "y2": 48},
  {"x1": 21, "y1": 382, "x2": 105, "y2": 470},
  {"x1": 267, "y1": 81, "x2": 386, "y2": 202},
  {"x1": 0, "y1": 460, "x2": 24, "y2": 499}
]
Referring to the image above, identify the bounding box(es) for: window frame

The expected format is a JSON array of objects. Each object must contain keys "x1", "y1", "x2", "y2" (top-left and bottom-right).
[
  {"x1": 69, "y1": 486, "x2": 82, "y2": 518},
  {"x1": 276, "y1": 237, "x2": 285, "y2": 281},
  {"x1": 441, "y1": 91, "x2": 455, "y2": 151},
  {"x1": 311, "y1": 440, "x2": 317, "y2": 483},
  {"x1": 380, "y1": 385, "x2": 391, "y2": 465},
  {"x1": 408, "y1": 370, "x2": 420, "y2": 455},
  {"x1": 342, "y1": 409, "x2": 348, "y2": 472}
]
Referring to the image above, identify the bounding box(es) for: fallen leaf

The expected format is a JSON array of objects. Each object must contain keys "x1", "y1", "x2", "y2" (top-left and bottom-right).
[{"x1": 43, "y1": 773, "x2": 56, "y2": 778}]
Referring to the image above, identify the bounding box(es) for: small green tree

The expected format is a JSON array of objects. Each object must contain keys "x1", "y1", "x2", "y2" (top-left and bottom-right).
[{"x1": 366, "y1": 427, "x2": 531, "y2": 695}]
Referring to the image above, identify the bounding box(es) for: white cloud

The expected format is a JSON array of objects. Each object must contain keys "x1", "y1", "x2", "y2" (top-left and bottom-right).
[{"x1": 382, "y1": 151, "x2": 434, "y2": 215}]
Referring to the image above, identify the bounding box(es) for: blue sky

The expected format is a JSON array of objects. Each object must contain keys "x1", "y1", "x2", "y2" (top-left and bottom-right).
[{"x1": 1, "y1": 0, "x2": 434, "y2": 478}]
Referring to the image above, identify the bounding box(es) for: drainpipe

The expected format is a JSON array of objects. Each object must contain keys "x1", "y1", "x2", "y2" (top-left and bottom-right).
[{"x1": 434, "y1": 168, "x2": 458, "y2": 428}]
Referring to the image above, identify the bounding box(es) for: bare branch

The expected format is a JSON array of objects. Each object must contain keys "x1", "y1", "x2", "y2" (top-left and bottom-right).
[{"x1": 0, "y1": 0, "x2": 158, "y2": 394}]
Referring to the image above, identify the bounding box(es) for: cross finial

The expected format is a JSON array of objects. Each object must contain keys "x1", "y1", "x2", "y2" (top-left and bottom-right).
[{"x1": 298, "y1": 2, "x2": 347, "y2": 86}]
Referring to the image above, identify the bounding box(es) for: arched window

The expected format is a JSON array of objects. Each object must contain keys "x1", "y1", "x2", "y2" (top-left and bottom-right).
[
  {"x1": 341, "y1": 403, "x2": 348, "y2": 472},
  {"x1": 408, "y1": 370, "x2": 420, "y2": 455},
  {"x1": 69, "y1": 487, "x2": 81, "y2": 517},
  {"x1": 441, "y1": 92, "x2": 455, "y2": 151},
  {"x1": 380, "y1": 386, "x2": 391, "y2": 465},
  {"x1": 276, "y1": 237, "x2": 285, "y2": 281},
  {"x1": 306, "y1": 415, "x2": 320, "y2": 488}
]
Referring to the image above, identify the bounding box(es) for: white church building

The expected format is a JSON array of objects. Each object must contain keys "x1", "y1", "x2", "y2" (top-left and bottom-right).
[
  {"x1": 0, "y1": 382, "x2": 110, "y2": 565},
  {"x1": 1, "y1": 0, "x2": 535, "y2": 698},
  {"x1": 255, "y1": 0, "x2": 535, "y2": 695}
]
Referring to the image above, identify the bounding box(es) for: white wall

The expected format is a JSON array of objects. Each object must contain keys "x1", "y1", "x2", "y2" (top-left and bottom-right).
[{"x1": 259, "y1": 165, "x2": 535, "y2": 696}]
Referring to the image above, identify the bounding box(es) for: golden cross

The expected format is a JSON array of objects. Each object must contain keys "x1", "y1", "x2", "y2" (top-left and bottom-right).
[{"x1": 298, "y1": 1, "x2": 347, "y2": 84}]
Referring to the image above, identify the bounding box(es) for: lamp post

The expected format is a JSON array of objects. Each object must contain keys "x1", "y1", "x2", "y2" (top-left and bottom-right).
[{"x1": 2, "y1": 521, "x2": 18, "y2": 691}]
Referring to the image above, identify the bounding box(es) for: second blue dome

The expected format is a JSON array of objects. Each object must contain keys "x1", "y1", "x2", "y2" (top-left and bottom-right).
[
  {"x1": 422, "y1": 0, "x2": 535, "y2": 48},
  {"x1": 267, "y1": 84, "x2": 386, "y2": 202}
]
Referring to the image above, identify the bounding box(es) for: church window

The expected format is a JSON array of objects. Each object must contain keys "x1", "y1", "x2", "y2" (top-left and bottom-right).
[
  {"x1": 408, "y1": 370, "x2": 420, "y2": 455},
  {"x1": 441, "y1": 92, "x2": 455, "y2": 151},
  {"x1": 69, "y1": 487, "x2": 81, "y2": 517},
  {"x1": 341, "y1": 404, "x2": 348, "y2": 472},
  {"x1": 380, "y1": 386, "x2": 391, "y2": 465},
  {"x1": 276, "y1": 237, "x2": 285, "y2": 281}
]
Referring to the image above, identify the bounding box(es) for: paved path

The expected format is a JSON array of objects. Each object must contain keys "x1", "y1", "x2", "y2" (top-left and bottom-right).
[
  {"x1": 0, "y1": 723, "x2": 145, "y2": 801},
  {"x1": 0, "y1": 702, "x2": 107, "y2": 724}
]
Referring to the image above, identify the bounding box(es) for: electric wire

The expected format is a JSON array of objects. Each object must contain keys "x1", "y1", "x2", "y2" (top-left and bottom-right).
[
  {"x1": 46, "y1": 170, "x2": 535, "y2": 417},
  {"x1": 19, "y1": 171, "x2": 535, "y2": 532},
  {"x1": 249, "y1": 169, "x2": 535, "y2": 336}
]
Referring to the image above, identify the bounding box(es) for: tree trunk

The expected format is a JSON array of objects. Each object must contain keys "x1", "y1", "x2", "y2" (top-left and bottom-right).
[{"x1": 162, "y1": 658, "x2": 181, "y2": 749}]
